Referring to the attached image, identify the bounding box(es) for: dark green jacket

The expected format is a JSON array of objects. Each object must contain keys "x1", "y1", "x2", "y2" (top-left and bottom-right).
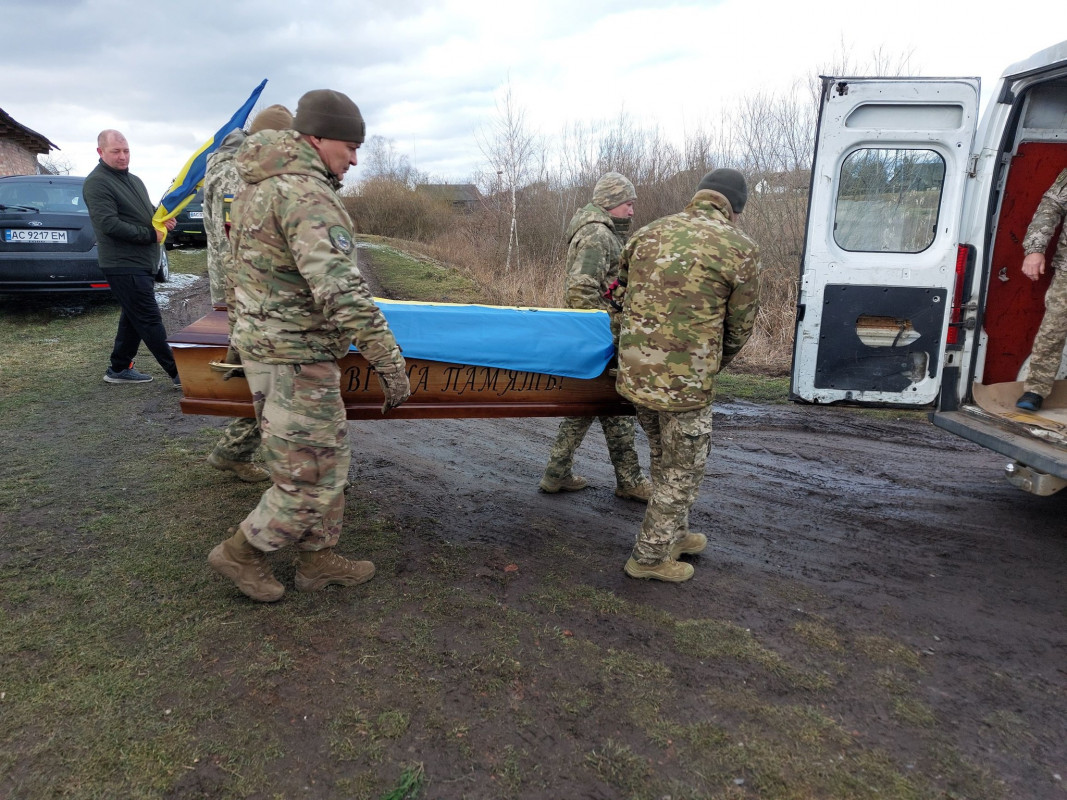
[{"x1": 83, "y1": 160, "x2": 160, "y2": 275}]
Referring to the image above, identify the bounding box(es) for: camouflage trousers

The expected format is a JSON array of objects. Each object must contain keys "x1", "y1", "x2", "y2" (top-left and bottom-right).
[
  {"x1": 212, "y1": 416, "x2": 262, "y2": 462},
  {"x1": 631, "y1": 404, "x2": 714, "y2": 564},
  {"x1": 238, "y1": 357, "x2": 350, "y2": 553},
  {"x1": 206, "y1": 239, "x2": 228, "y2": 306},
  {"x1": 1024, "y1": 266, "x2": 1067, "y2": 397},
  {"x1": 542, "y1": 414, "x2": 644, "y2": 489}
]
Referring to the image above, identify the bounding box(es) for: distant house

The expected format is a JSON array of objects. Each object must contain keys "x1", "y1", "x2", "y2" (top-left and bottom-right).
[
  {"x1": 753, "y1": 169, "x2": 811, "y2": 195},
  {"x1": 0, "y1": 108, "x2": 59, "y2": 176},
  {"x1": 416, "y1": 183, "x2": 483, "y2": 213}
]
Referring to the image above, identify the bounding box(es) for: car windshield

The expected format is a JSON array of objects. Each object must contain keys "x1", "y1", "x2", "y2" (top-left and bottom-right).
[{"x1": 0, "y1": 181, "x2": 88, "y2": 214}]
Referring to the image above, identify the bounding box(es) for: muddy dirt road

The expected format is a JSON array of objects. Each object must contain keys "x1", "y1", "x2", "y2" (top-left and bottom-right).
[
  {"x1": 155, "y1": 266, "x2": 1066, "y2": 797},
  {"x1": 349, "y1": 406, "x2": 1066, "y2": 795}
]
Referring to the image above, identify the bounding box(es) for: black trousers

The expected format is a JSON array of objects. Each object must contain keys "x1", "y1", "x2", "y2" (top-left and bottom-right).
[{"x1": 106, "y1": 272, "x2": 177, "y2": 378}]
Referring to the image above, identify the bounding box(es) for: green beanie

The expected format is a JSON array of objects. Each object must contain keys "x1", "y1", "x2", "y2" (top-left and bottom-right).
[
  {"x1": 696, "y1": 168, "x2": 747, "y2": 214},
  {"x1": 294, "y1": 90, "x2": 366, "y2": 143}
]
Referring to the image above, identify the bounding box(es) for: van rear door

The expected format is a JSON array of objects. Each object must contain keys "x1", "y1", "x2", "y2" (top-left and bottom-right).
[{"x1": 791, "y1": 77, "x2": 980, "y2": 406}]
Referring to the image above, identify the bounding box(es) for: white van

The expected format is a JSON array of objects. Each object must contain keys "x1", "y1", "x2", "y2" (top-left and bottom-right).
[{"x1": 791, "y1": 40, "x2": 1067, "y2": 495}]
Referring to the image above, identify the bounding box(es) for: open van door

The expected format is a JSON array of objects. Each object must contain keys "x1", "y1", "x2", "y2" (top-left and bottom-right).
[{"x1": 791, "y1": 77, "x2": 980, "y2": 407}]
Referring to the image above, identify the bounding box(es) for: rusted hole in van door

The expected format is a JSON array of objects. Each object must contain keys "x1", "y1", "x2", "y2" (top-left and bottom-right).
[
  {"x1": 854, "y1": 315, "x2": 928, "y2": 383},
  {"x1": 855, "y1": 315, "x2": 921, "y2": 347}
]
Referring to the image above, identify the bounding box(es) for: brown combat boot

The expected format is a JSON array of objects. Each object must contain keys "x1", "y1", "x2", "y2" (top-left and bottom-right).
[
  {"x1": 623, "y1": 556, "x2": 694, "y2": 583},
  {"x1": 208, "y1": 451, "x2": 270, "y2": 483},
  {"x1": 614, "y1": 480, "x2": 652, "y2": 503},
  {"x1": 539, "y1": 474, "x2": 589, "y2": 493},
  {"x1": 670, "y1": 532, "x2": 708, "y2": 559},
  {"x1": 207, "y1": 529, "x2": 284, "y2": 602},
  {"x1": 294, "y1": 549, "x2": 375, "y2": 592}
]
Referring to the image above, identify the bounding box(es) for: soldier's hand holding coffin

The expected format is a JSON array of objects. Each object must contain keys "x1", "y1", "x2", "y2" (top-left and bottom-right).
[{"x1": 376, "y1": 361, "x2": 411, "y2": 413}]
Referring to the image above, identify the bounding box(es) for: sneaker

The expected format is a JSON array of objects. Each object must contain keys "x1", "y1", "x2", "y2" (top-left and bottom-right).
[
  {"x1": 172, "y1": 375, "x2": 182, "y2": 389},
  {"x1": 207, "y1": 451, "x2": 270, "y2": 482},
  {"x1": 624, "y1": 556, "x2": 694, "y2": 583},
  {"x1": 1016, "y1": 391, "x2": 1043, "y2": 412},
  {"x1": 539, "y1": 474, "x2": 589, "y2": 493},
  {"x1": 670, "y1": 532, "x2": 708, "y2": 559},
  {"x1": 208, "y1": 529, "x2": 284, "y2": 602},
  {"x1": 615, "y1": 481, "x2": 652, "y2": 503},
  {"x1": 104, "y1": 366, "x2": 153, "y2": 384},
  {"x1": 295, "y1": 548, "x2": 375, "y2": 591}
]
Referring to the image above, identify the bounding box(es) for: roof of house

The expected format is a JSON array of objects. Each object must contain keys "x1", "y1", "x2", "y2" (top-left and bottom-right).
[
  {"x1": 417, "y1": 183, "x2": 482, "y2": 205},
  {"x1": 0, "y1": 108, "x2": 59, "y2": 154}
]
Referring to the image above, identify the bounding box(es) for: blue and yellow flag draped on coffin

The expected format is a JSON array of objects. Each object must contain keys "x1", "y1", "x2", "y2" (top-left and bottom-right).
[
  {"x1": 356, "y1": 300, "x2": 616, "y2": 380},
  {"x1": 152, "y1": 80, "x2": 267, "y2": 239}
]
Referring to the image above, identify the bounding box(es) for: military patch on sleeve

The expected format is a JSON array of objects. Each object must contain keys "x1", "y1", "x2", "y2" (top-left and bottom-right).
[{"x1": 329, "y1": 225, "x2": 354, "y2": 255}]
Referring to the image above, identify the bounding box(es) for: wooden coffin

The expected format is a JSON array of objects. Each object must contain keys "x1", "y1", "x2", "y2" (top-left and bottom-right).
[{"x1": 169, "y1": 309, "x2": 634, "y2": 420}]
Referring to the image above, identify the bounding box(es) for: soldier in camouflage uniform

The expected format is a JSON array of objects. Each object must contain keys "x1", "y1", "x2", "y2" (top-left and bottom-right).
[
  {"x1": 207, "y1": 90, "x2": 411, "y2": 603},
  {"x1": 615, "y1": 169, "x2": 760, "y2": 583},
  {"x1": 1016, "y1": 167, "x2": 1067, "y2": 412},
  {"x1": 539, "y1": 172, "x2": 652, "y2": 502},
  {"x1": 202, "y1": 104, "x2": 292, "y2": 483}
]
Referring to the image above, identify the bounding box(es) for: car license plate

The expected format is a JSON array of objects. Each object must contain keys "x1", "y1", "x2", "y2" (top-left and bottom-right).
[
  {"x1": 4, "y1": 229, "x2": 68, "y2": 243},
  {"x1": 188, "y1": 211, "x2": 203, "y2": 219}
]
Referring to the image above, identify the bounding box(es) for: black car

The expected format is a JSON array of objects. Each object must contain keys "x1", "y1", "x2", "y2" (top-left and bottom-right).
[
  {"x1": 166, "y1": 188, "x2": 206, "y2": 249},
  {"x1": 0, "y1": 174, "x2": 168, "y2": 292}
]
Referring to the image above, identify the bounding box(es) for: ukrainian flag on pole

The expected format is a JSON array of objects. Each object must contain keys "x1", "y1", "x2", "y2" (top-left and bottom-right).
[{"x1": 152, "y1": 79, "x2": 267, "y2": 239}]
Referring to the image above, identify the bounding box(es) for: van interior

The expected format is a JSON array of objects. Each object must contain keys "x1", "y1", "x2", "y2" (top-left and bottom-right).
[{"x1": 966, "y1": 79, "x2": 1067, "y2": 433}]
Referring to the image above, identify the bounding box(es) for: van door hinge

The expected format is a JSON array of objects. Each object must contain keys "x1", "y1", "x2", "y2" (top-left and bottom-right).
[{"x1": 967, "y1": 154, "x2": 979, "y2": 178}]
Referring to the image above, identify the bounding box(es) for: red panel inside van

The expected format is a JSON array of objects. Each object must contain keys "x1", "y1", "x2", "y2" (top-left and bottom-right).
[{"x1": 981, "y1": 141, "x2": 1067, "y2": 384}]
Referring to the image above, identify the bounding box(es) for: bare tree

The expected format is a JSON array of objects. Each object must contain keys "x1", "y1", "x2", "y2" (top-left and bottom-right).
[
  {"x1": 359, "y1": 135, "x2": 425, "y2": 187},
  {"x1": 476, "y1": 84, "x2": 543, "y2": 271},
  {"x1": 38, "y1": 153, "x2": 74, "y2": 175}
]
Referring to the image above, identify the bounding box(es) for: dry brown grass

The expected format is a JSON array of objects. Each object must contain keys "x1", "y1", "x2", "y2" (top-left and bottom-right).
[
  {"x1": 422, "y1": 204, "x2": 798, "y2": 375},
  {"x1": 343, "y1": 179, "x2": 455, "y2": 242},
  {"x1": 349, "y1": 170, "x2": 803, "y2": 375}
]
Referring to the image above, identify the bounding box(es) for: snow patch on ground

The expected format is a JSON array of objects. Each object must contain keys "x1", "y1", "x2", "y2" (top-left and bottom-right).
[{"x1": 155, "y1": 273, "x2": 202, "y2": 309}]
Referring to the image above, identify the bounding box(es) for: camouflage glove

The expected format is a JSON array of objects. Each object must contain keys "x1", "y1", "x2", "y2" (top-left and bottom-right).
[{"x1": 376, "y1": 362, "x2": 410, "y2": 414}]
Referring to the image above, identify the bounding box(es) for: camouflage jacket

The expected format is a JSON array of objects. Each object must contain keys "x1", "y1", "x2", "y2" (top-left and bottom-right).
[
  {"x1": 203, "y1": 128, "x2": 246, "y2": 306},
  {"x1": 615, "y1": 190, "x2": 761, "y2": 411},
  {"x1": 229, "y1": 130, "x2": 403, "y2": 370},
  {"x1": 1022, "y1": 167, "x2": 1067, "y2": 272},
  {"x1": 563, "y1": 203, "x2": 625, "y2": 311}
]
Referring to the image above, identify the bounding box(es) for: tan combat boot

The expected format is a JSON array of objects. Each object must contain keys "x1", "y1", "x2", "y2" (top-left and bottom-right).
[
  {"x1": 207, "y1": 529, "x2": 285, "y2": 602},
  {"x1": 294, "y1": 549, "x2": 375, "y2": 592},
  {"x1": 624, "y1": 556, "x2": 695, "y2": 583},
  {"x1": 614, "y1": 480, "x2": 652, "y2": 503},
  {"x1": 670, "y1": 532, "x2": 708, "y2": 559},
  {"x1": 539, "y1": 474, "x2": 589, "y2": 493},
  {"x1": 207, "y1": 451, "x2": 270, "y2": 483}
]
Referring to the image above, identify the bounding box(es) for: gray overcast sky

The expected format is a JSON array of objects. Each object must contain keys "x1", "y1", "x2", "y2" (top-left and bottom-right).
[{"x1": 4, "y1": 0, "x2": 1063, "y2": 201}]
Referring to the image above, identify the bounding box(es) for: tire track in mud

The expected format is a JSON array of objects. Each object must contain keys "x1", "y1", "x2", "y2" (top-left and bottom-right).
[{"x1": 345, "y1": 404, "x2": 1066, "y2": 661}]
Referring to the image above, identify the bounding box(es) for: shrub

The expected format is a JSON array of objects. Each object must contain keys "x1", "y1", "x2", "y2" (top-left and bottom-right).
[{"x1": 343, "y1": 179, "x2": 454, "y2": 243}]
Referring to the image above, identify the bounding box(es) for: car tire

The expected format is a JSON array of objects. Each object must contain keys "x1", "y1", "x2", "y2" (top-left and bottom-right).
[{"x1": 155, "y1": 249, "x2": 170, "y2": 283}]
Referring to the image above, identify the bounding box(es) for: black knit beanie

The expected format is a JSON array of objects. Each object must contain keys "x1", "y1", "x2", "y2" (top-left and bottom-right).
[
  {"x1": 294, "y1": 90, "x2": 366, "y2": 143},
  {"x1": 696, "y1": 168, "x2": 748, "y2": 214}
]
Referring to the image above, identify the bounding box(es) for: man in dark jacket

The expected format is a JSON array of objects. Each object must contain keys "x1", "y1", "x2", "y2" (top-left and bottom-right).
[{"x1": 84, "y1": 129, "x2": 180, "y2": 386}]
